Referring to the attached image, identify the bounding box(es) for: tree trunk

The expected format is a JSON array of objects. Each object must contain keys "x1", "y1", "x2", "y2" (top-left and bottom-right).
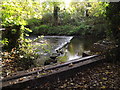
[
  {"x1": 53, "y1": 5, "x2": 59, "y2": 26},
  {"x1": 2, "y1": 25, "x2": 21, "y2": 51}
]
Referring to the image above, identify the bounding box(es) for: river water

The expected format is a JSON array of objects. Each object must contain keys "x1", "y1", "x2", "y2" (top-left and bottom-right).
[
  {"x1": 56, "y1": 36, "x2": 99, "y2": 63},
  {"x1": 29, "y1": 36, "x2": 100, "y2": 66}
]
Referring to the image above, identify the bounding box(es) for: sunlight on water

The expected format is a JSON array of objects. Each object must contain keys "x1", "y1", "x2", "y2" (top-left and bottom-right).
[
  {"x1": 29, "y1": 36, "x2": 99, "y2": 66},
  {"x1": 68, "y1": 55, "x2": 81, "y2": 60}
]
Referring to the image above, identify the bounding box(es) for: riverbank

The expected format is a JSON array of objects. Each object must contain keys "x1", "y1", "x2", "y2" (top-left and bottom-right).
[
  {"x1": 28, "y1": 24, "x2": 106, "y2": 37},
  {"x1": 34, "y1": 60, "x2": 120, "y2": 89},
  {"x1": 28, "y1": 17, "x2": 107, "y2": 37}
]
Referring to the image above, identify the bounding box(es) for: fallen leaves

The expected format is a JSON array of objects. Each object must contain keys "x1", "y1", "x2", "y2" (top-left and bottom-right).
[
  {"x1": 33, "y1": 61, "x2": 120, "y2": 89},
  {"x1": 68, "y1": 63, "x2": 73, "y2": 67},
  {"x1": 102, "y1": 77, "x2": 107, "y2": 80},
  {"x1": 101, "y1": 86, "x2": 106, "y2": 88}
]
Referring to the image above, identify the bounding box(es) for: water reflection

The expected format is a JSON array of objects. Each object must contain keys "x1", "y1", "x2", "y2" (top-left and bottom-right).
[
  {"x1": 58, "y1": 36, "x2": 99, "y2": 62},
  {"x1": 29, "y1": 36, "x2": 99, "y2": 66}
]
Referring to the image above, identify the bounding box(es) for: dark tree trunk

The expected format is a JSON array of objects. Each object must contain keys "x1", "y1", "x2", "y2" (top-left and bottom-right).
[
  {"x1": 106, "y1": 2, "x2": 120, "y2": 44},
  {"x1": 2, "y1": 25, "x2": 21, "y2": 51},
  {"x1": 53, "y1": 5, "x2": 59, "y2": 26},
  {"x1": 86, "y1": 9, "x2": 89, "y2": 17}
]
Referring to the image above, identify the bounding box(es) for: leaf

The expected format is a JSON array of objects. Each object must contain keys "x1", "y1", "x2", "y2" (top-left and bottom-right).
[
  {"x1": 25, "y1": 28, "x2": 32, "y2": 32},
  {"x1": 102, "y1": 77, "x2": 107, "y2": 80},
  {"x1": 40, "y1": 73, "x2": 46, "y2": 75},
  {"x1": 25, "y1": 33, "x2": 29, "y2": 36},
  {"x1": 101, "y1": 86, "x2": 106, "y2": 88}
]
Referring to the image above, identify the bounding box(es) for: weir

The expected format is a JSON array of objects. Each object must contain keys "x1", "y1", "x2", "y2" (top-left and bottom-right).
[{"x1": 32, "y1": 36, "x2": 100, "y2": 66}]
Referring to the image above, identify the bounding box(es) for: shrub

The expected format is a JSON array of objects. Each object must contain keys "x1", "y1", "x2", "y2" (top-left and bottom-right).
[
  {"x1": 32, "y1": 25, "x2": 49, "y2": 35},
  {"x1": 27, "y1": 18, "x2": 41, "y2": 27}
]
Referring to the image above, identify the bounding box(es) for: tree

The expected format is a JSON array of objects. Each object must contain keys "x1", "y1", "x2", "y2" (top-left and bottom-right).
[
  {"x1": 106, "y1": 2, "x2": 120, "y2": 61},
  {"x1": 53, "y1": 4, "x2": 60, "y2": 26},
  {"x1": 106, "y1": 2, "x2": 120, "y2": 45},
  {"x1": 1, "y1": 1, "x2": 36, "y2": 51}
]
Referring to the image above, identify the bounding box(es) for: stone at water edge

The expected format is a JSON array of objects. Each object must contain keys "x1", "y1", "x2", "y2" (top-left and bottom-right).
[
  {"x1": 82, "y1": 53, "x2": 90, "y2": 57},
  {"x1": 82, "y1": 51, "x2": 90, "y2": 57},
  {"x1": 50, "y1": 53, "x2": 60, "y2": 59},
  {"x1": 44, "y1": 58, "x2": 57, "y2": 65}
]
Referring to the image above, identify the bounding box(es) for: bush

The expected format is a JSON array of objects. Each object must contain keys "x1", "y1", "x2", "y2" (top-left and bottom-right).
[
  {"x1": 32, "y1": 25, "x2": 49, "y2": 35},
  {"x1": 41, "y1": 13, "x2": 53, "y2": 25},
  {"x1": 28, "y1": 17, "x2": 107, "y2": 37},
  {"x1": 27, "y1": 18, "x2": 42, "y2": 32},
  {"x1": 27, "y1": 18, "x2": 41, "y2": 26},
  {"x1": 30, "y1": 24, "x2": 91, "y2": 36}
]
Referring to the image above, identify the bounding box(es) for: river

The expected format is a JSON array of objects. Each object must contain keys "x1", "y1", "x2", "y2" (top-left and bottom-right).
[{"x1": 29, "y1": 36, "x2": 100, "y2": 67}]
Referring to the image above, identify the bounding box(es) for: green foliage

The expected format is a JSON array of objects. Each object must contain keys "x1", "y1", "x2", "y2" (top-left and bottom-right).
[
  {"x1": 1, "y1": 1, "x2": 50, "y2": 65},
  {"x1": 24, "y1": 1, "x2": 108, "y2": 37},
  {"x1": 1, "y1": 1, "x2": 42, "y2": 28},
  {"x1": 27, "y1": 18, "x2": 41, "y2": 27},
  {"x1": 30, "y1": 24, "x2": 92, "y2": 36},
  {"x1": 32, "y1": 25, "x2": 49, "y2": 35},
  {"x1": 1, "y1": 1, "x2": 38, "y2": 51},
  {"x1": 69, "y1": 2, "x2": 88, "y2": 16},
  {"x1": 29, "y1": 16, "x2": 107, "y2": 37},
  {"x1": 18, "y1": 38, "x2": 38, "y2": 60},
  {"x1": 1, "y1": 1, "x2": 110, "y2": 55},
  {"x1": 2, "y1": 2, "x2": 26, "y2": 27},
  {"x1": 89, "y1": 2, "x2": 109, "y2": 17},
  {"x1": 0, "y1": 38, "x2": 8, "y2": 46},
  {"x1": 41, "y1": 13, "x2": 53, "y2": 24}
]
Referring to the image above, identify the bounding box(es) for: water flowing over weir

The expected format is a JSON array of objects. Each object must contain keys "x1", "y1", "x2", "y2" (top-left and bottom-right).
[
  {"x1": 30, "y1": 36, "x2": 74, "y2": 65},
  {"x1": 29, "y1": 36, "x2": 100, "y2": 66},
  {"x1": 43, "y1": 36, "x2": 73, "y2": 53}
]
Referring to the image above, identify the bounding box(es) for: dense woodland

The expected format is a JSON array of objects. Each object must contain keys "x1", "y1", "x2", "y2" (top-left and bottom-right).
[{"x1": 0, "y1": 0, "x2": 120, "y2": 89}]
